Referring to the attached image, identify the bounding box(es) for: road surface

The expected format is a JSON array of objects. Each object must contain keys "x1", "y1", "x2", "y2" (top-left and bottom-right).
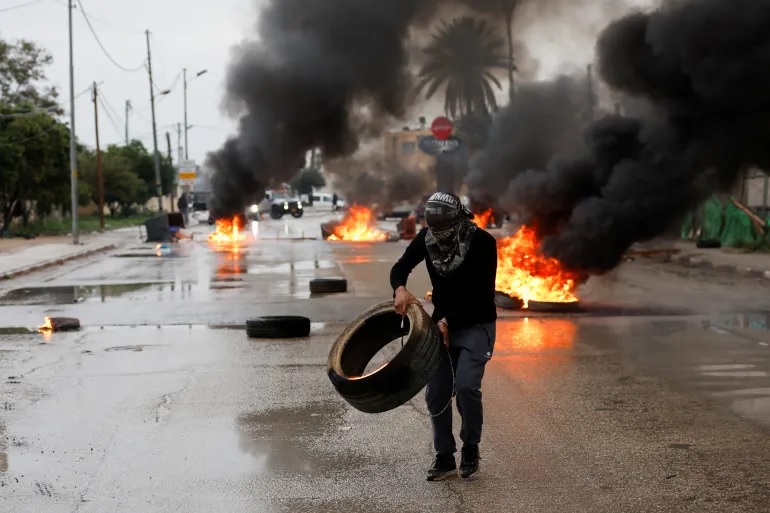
[{"x1": 1, "y1": 209, "x2": 769, "y2": 512}]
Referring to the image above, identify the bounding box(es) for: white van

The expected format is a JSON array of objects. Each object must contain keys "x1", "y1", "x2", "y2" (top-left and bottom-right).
[{"x1": 310, "y1": 192, "x2": 346, "y2": 211}]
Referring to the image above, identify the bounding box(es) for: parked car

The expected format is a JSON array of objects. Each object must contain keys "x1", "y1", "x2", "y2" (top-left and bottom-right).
[{"x1": 308, "y1": 192, "x2": 346, "y2": 211}]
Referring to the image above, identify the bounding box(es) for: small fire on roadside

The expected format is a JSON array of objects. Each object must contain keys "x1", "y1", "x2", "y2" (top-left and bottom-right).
[
  {"x1": 472, "y1": 209, "x2": 494, "y2": 229},
  {"x1": 327, "y1": 205, "x2": 388, "y2": 242},
  {"x1": 208, "y1": 216, "x2": 247, "y2": 245},
  {"x1": 496, "y1": 226, "x2": 580, "y2": 308},
  {"x1": 38, "y1": 317, "x2": 53, "y2": 333}
]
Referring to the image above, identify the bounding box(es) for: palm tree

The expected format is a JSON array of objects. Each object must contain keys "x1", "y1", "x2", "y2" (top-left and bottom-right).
[
  {"x1": 500, "y1": 0, "x2": 518, "y2": 100},
  {"x1": 416, "y1": 17, "x2": 508, "y2": 119}
]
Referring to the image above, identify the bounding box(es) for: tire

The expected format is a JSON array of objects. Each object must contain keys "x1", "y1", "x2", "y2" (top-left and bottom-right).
[
  {"x1": 326, "y1": 300, "x2": 443, "y2": 414},
  {"x1": 527, "y1": 300, "x2": 580, "y2": 313},
  {"x1": 495, "y1": 291, "x2": 523, "y2": 310},
  {"x1": 309, "y1": 277, "x2": 347, "y2": 294},
  {"x1": 246, "y1": 316, "x2": 311, "y2": 338},
  {"x1": 291, "y1": 210, "x2": 303, "y2": 218},
  {"x1": 696, "y1": 239, "x2": 721, "y2": 249},
  {"x1": 44, "y1": 317, "x2": 81, "y2": 332}
]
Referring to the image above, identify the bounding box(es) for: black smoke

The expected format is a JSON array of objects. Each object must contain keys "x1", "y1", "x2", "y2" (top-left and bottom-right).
[
  {"x1": 466, "y1": 74, "x2": 590, "y2": 210},
  {"x1": 206, "y1": 0, "x2": 609, "y2": 216},
  {"x1": 497, "y1": 0, "x2": 770, "y2": 273}
]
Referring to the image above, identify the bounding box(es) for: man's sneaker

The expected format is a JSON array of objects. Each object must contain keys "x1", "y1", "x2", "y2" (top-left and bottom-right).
[
  {"x1": 426, "y1": 455, "x2": 456, "y2": 481},
  {"x1": 459, "y1": 445, "x2": 480, "y2": 479}
]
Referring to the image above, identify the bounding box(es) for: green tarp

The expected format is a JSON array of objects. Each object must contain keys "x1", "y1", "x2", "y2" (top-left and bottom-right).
[{"x1": 681, "y1": 195, "x2": 767, "y2": 248}]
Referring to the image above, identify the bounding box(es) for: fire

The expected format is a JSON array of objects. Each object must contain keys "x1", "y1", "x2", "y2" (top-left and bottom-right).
[
  {"x1": 208, "y1": 217, "x2": 246, "y2": 245},
  {"x1": 38, "y1": 316, "x2": 53, "y2": 332},
  {"x1": 473, "y1": 209, "x2": 494, "y2": 228},
  {"x1": 327, "y1": 205, "x2": 388, "y2": 241},
  {"x1": 495, "y1": 226, "x2": 580, "y2": 307}
]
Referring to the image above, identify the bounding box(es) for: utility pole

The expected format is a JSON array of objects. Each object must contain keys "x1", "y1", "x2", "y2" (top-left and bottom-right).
[
  {"x1": 68, "y1": 0, "x2": 79, "y2": 244},
  {"x1": 183, "y1": 68, "x2": 188, "y2": 159},
  {"x1": 586, "y1": 64, "x2": 595, "y2": 121},
  {"x1": 183, "y1": 68, "x2": 207, "y2": 159},
  {"x1": 93, "y1": 83, "x2": 105, "y2": 231},
  {"x1": 125, "y1": 100, "x2": 131, "y2": 144},
  {"x1": 145, "y1": 30, "x2": 163, "y2": 211},
  {"x1": 177, "y1": 122, "x2": 182, "y2": 164},
  {"x1": 166, "y1": 131, "x2": 174, "y2": 212}
]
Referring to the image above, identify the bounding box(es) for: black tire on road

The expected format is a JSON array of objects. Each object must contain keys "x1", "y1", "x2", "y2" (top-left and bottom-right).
[
  {"x1": 327, "y1": 300, "x2": 443, "y2": 414},
  {"x1": 270, "y1": 210, "x2": 283, "y2": 220},
  {"x1": 495, "y1": 291, "x2": 523, "y2": 310},
  {"x1": 291, "y1": 210, "x2": 304, "y2": 218},
  {"x1": 309, "y1": 277, "x2": 348, "y2": 294},
  {"x1": 246, "y1": 316, "x2": 311, "y2": 338},
  {"x1": 696, "y1": 239, "x2": 721, "y2": 249},
  {"x1": 527, "y1": 300, "x2": 581, "y2": 313}
]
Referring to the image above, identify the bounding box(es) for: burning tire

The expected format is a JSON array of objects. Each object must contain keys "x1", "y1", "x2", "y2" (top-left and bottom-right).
[
  {"x1": 309, "y1": 277, "x2": 348, "y2": 294},
  {"x1": 527, "y1": 300, "x2": 580, "y2": 313},
  {"x1": 495, "y1": 291, "x2": 523, "y2": 310},
  {"x1": 246, "y1": 316, "x2": 311, "y2": 338},
  {"x1": 327, "y1": 301, "x2": 442, "y2": 414}
]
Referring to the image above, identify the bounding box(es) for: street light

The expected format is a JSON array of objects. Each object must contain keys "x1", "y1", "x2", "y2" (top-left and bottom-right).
[{"x1": 183, "y1": 68, "x2": 207, "y2": 160}]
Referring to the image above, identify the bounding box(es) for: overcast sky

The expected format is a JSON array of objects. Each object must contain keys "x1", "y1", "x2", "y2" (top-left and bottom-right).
[
  {"x1": 2, "y1": 0, "x2": 263, "y2": 166},
  {"x1": 2, "y1": 0, "x2": 658, "y2": 170}
]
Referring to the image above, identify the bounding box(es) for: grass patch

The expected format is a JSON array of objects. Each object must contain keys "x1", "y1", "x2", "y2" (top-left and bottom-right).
[{"x1": 13, "y1": 214, "x2": 156, "y2": 237}]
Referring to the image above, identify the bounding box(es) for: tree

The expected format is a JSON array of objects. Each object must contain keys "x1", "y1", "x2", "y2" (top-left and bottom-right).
[
  {"x1": 0, "y1": 39, "x2": 60, "y2": 112},
  {"x1": 108, "y1": 140, "x2": 176, "y2": 202},
  {"x1": 78, "y1": 148, "x2": 145, "y2": 217},
  {"x1": 500, "y1": 0, "x2": 518, "y2": 100},
  {"x1": 0, "y1": 37, "x2": 69, "y2": 232},
  {"x1": 0, "y1": 106, "x2": 70, "y2": 231},
  {"x1": 416, "y1": 17, "x2": 508, "y2": 119},
  {"x1": 289, "y1": 167, "x2": 326, "y2": 199}
]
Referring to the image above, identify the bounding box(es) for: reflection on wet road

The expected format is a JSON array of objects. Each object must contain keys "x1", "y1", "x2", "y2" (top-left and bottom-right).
[{"x1": 1, "y1": 212, "x2": 770, "y2": 511}]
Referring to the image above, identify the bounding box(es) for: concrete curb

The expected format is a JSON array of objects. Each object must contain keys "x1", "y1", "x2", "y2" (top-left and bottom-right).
[
  {"x1": 0, "y1": 244, "x2": 117, "y2": 280},
  {"x1": 674, "y1": 254, "x2": 770, "y2": 279}
]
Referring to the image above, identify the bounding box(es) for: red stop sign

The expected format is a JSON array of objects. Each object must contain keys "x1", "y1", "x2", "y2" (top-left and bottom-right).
[{"x1": 430, "y1": 116, "x2": 453, "y2": 140}]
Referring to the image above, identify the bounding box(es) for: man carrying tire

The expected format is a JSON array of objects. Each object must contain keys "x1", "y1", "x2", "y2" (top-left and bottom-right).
[{"x1": 390, "y1": 192, "x2": 497, "y2": 481}]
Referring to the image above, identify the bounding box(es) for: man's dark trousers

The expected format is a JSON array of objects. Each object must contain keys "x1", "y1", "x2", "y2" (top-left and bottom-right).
[{"x1": 425, "y1": 322, "x2": 496, "y2": 456}]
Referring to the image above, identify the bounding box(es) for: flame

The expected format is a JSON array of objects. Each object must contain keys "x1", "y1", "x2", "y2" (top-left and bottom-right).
[
  {"x1": 472, "y1": 209, "x2": 494, "y2": 228},
  {"x1": 327, "y1": 205, "x2": 388, "y2": 241},
  {"x1": 495, "y1": 226, "x2": 580, "y2": 307},
  {"x1": 208, "y1": 217, "x2": 247, "y2": 245},
  {"x1": 38, "y1": 317, "x2": 53, "y2": 332}
]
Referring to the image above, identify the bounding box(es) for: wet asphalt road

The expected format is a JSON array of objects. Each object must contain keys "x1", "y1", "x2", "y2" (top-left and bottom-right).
[{"x1": 1, "y1": 210, "x2": 770, "y2": 512}]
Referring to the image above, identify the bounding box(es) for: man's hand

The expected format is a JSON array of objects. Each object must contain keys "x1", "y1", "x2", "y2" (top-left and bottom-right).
[
  {"x1": 437, "y1": 319, "x2": 449, "y2": 348},
  {"x1": 394, "y1": 286, "x2": 418, "y2": 315}
]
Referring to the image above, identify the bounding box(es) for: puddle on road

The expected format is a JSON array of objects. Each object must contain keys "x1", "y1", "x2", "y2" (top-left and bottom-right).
[
  {"x1": 247, "y1": 260, "x2": 336, "y2": 275},
  {"x1": 0, "y1": 283, "x2": 180, "y2": 305},
  {"x1": 235, "y1": 400, "x2": 368, "y2": 475}
]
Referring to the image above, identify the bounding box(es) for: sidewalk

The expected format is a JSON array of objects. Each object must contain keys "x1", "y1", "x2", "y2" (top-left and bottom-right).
[
  {"x1": 0, "y1": 227, "x2": 143, "y2": 279},
  {"x1": 672, "y1": 240, "x2": 770, "y2": 278}
]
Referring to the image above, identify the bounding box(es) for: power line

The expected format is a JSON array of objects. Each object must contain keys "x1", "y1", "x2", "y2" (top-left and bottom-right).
[
  {"x1": 76, "y1": 0, "x2": 144, "y2": 72},
  {"x1": 97, "y1": 94, "x2": 122, "y2": 141},
  {"x1": 0, "y1": 0, "x2": 44, "y2": 13},
  {"x1": 0, "y1": 86, "x2": 93, "y2": 118}
]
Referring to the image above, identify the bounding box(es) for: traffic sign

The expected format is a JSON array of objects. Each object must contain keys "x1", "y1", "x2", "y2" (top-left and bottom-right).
[
  {"x1": 430, "y1": 116, "x2": 453, "y2": 140},
  {"x1": 418, "y1": 135, "x2": 461, "y2": 156},
  {"x1": 178, "y1": 160, "x2": 197, "y2": 182}
]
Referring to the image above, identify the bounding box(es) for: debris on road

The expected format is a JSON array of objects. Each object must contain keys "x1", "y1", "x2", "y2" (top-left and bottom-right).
[{"x1": 38, "y1": 316, "x2": 81, "y2": 333}]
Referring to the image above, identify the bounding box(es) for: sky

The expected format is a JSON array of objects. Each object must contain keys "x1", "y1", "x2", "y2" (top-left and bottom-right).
[
  {"x1": 1, "y1": 0, "x2": 659, "y2": 171},
  {"x1": 1, "y1": 0, "x2": 263, "y2": 167}
]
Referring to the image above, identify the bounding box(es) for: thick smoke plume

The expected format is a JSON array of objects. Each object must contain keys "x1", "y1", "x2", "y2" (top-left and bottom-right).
[
  {"x1": 206, "y1": 0, "x2": 615, "y2": 217},
  {"x1": 466, "y1": 75, "x2": 590, "y2": 210},
  {"x1": 488, "y1": 0, "x2": 770, "y2": 274}
]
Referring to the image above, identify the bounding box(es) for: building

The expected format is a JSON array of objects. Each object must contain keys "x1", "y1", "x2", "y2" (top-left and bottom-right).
[{"x1": 383, "y1": 127, "x2": 437, "y2": 172}]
